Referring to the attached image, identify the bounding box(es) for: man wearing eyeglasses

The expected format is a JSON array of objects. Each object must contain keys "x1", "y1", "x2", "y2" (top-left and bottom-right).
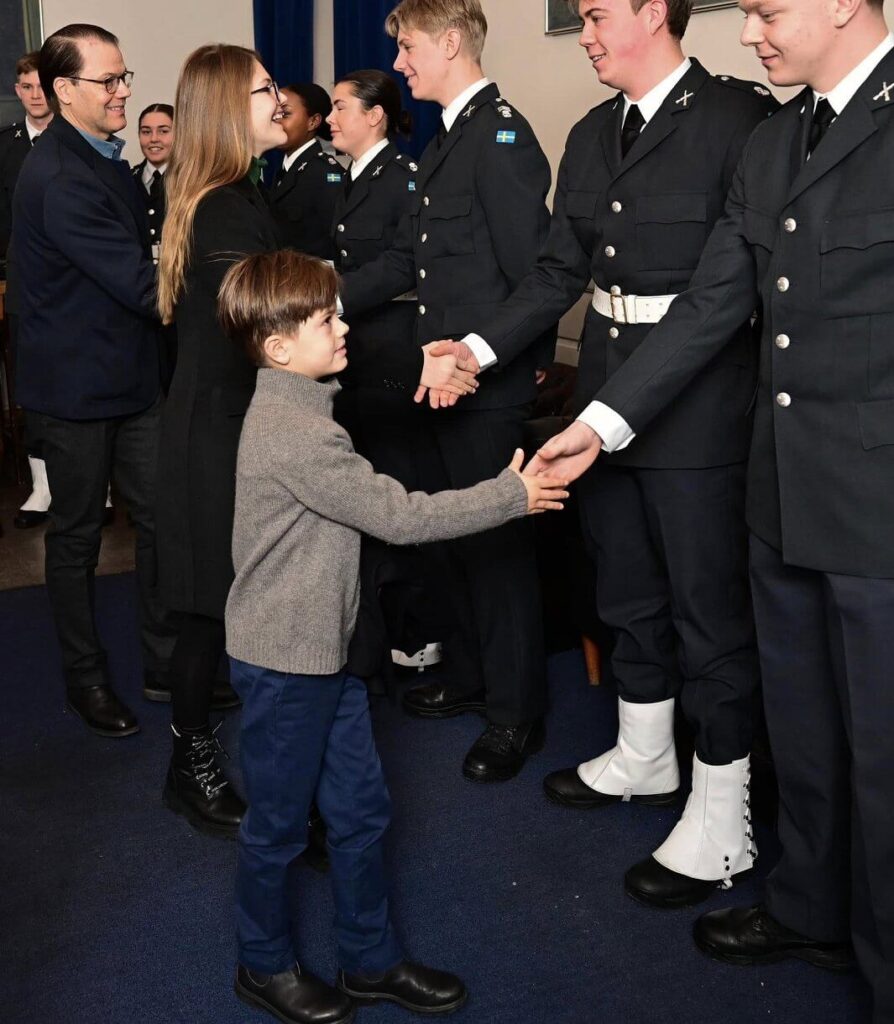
[{"x1": 10, "y1": 23, "x2": 174, "y2": 739}]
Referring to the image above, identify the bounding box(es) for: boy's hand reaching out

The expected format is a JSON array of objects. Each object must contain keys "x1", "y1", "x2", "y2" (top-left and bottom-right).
[{"x1": 508, "y1": 449, "x2": 569, "y2": 514}]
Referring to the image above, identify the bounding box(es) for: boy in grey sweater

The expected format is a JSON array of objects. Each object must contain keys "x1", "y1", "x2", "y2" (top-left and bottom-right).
[{"x1": 218, "y1": 251, "x2": 568, "y2": 1024}]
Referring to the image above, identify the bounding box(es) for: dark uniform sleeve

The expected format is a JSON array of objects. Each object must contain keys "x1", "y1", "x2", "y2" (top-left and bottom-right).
[
  {"x1": 339, "y1": 204, "x2": 417, "y2": 317},
  {"x1": 594, "y1": 137, "x2": 761, "y2": 434}
]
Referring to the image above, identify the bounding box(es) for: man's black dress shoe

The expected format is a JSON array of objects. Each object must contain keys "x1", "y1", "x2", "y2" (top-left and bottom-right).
[
  {"x1": 338, "y1": 960, "x2": 466, "y2": 1014},
  {"x1": 543, "y1": 766, "x2": 679, "y2": 809},
  {"x1": 65, "y1": 684, "x2": 140, "y2": 737},
  {"x1": 625, "y1": 855, "x2": 746, "y2": 909},
  {"x1": 235, "y1": 964, "x2": 355, "y2": 1024},
  {"x1": 13, "y1": 508, "x2": 48, "y2": 529},
  {"x1": 402, "y1": 681, "x2": 487, "y2": 719},
  {"x1": 694, "y1": 905, "x2": 855, "y2": 972},
  {"x1": 462, "y1": 719, "x2": 545, "y2": 782},
  {"x1": 142, "y1": 671, "x2": 241, "y2": 710}
]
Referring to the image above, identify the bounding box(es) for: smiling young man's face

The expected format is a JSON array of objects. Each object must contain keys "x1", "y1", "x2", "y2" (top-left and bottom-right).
[
  {"x1": 739, "y1": 0, "x2": 838, "y2": 89},
  {"x1": 577, "y1": 0, "x2": 656, "y2": 94},
  {"x1": 393, "y1": 25, "x2": 449, "y2": 103},
  {"x1": 56, "y1": 37, "x2": 130, "y2": 138}
]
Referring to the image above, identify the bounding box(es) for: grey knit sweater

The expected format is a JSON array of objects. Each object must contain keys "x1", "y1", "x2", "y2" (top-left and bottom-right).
[{"x1": 225, "y1": 368, "x2": 529, "y2": 675}]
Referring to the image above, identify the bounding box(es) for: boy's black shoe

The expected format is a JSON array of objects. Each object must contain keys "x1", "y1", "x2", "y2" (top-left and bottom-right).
[
  {"x1": 337, "y1": 960, "x2": 467, "y2": 1014},
  {"x1": 462, "y1": 719, "x2": 545, "y2": 782},
  {"x1": 694, "y1": 905, "x2": 855, "y2": 971},
  {"x1": 235, "y1": 964, "x2": 355, "y2": 1024},
  {"x1": 163, "y1": 723, "x2": 245, "y2": 838},
  {"x1": 402, "y1": 682, "x2": 487, "y2": 719}
]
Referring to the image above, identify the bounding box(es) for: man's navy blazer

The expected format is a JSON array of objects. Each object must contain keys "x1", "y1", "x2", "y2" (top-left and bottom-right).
[{"x1": 11, "y1": 115, "x2": 160, "y2": 420}]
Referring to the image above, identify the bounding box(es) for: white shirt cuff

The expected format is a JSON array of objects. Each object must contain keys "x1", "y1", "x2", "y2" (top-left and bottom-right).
[
  {"x1": 462, "y1": 333, "x2": 497, "y2": 370},
  {"x1": 577, "y1": 401, "x2": 635, "y2": 453}
]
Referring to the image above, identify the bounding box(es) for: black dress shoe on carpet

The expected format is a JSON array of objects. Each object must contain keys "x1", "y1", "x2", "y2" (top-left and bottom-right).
[
  {"x1": 402, "y1": 682, "x2": 487, "y2": 719},
  {"x1": 462, "y1": 719, "x2": 545, "y2": 782},
  {"x1": 694, "y1": 905, "x2": 855, "y2": 972},
  {"x1": 338, "y1": 960, "x2": 466, "y2": 1014},
  {"x1": 625, "y1": 855, "x2": 748, "y2": 909},
  {"x1": 235, "y1": 964, "x2": 355, "y2": 1024},
  {"x1": 65, "y1": 685, "x2": 140, "y2": 737},
  {"x1": 163, "y1": 723, "x2": 245, "y2": 839},
  {"x1": 142, "y1": 671, "x2": 241, "y2": 710},
  {"x1": 542, "y1": 767, "x2": 678, "y2": 809},
  {"x1": 13, "y1": 508, "x2": 48, "y2": 529}
]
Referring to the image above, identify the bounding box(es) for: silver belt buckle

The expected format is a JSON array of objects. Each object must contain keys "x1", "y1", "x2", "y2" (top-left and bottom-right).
[{"x1": 609, "y1": 287, "x2": 628, "y2": 325}]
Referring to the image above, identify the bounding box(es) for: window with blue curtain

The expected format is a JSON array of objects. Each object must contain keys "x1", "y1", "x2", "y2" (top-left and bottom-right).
[{"x1": 333, "y1": 0, "x2": 440, "y2": 159}]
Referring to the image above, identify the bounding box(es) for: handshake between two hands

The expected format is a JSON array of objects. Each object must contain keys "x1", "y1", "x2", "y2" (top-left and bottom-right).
[{"x1": 416, "y1": 339, "x2": 605, "y2": 486}]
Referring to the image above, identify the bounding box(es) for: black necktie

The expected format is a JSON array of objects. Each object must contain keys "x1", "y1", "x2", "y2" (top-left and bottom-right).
[
  {"x1": 436, "y1": 120, "x2": 448, "y2": 148},
  {"x1": 149, "y1": 168, "x2": 162, "y2": 200},
  {"x1": 344, "y1": 171, "x2": 354, "y2": 198},
  {"x1": 807, "y1": 97, "x2": 836, "y2": 158},
  {"x1": 620, "y1": 104, "x2": 644, "y2": 158}
]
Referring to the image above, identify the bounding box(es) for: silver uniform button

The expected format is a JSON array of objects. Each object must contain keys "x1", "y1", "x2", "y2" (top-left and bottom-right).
[
  {"x1": 423, "y1": 196, "x2": 430, "y2": 206},
  {"x1": 609, "y1": 327, "x2": 619, "y2": 339},
  {"x1": 784, "y1": 217, "x2": 797, "y2": 232},
  {"x1": 421, "y1": 233, "x2": 428, "y2": 243},
  {"x1": 610, "y1": 285, "x2": 622, "y2": 296},
  {"x1": 776, "y1": 392, "x2": 791, "y2": 407},
  {"x1": 775, "y1": 333, "x2": 790, "y2": 349},
  {"x1": 340, "y1": 249, "x2": 347, "y2": 258},
  {"x1": 148, "y1": 208, "x2": 155, "y2": 216},
  {"x1": 419, "y1": 269, "x2": 426, "y2": 279},
  {"x1": 337, "y1": 224, "x2": 345, "y2": 232},
  {"x1": 605, "y1": 245, "x2": 616, "y2": 258},
  {"x1": 419, "y1": 305, "x2": 426, "y2": 315},
  {"x1": 150, "y1": 228, "x2": 156, "y2": 235},
  {"x1": 776, "y1": 276, "x2": 790, "y2": 292},
  {"x1": 611, "y1": 201, "x2": 622, "y2": 213}
]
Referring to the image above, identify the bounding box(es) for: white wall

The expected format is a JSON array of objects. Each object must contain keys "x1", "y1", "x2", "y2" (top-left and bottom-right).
[{"x1": 41, "y1": 0, "x2": 255, "y2": 153}]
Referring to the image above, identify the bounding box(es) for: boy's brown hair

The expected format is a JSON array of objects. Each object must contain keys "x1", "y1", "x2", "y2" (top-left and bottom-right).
[
  {"x1": 218, "y1": 251, "x2": 339, "y2": 367},
  {"x1": 385, "y1": 0, "x2": 487, "y2": 62},
  {"x1": 16, "y1": 52, "x2": 41, "y2": 79}
]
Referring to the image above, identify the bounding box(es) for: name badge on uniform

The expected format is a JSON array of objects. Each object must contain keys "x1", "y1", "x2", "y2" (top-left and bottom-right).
[
  {"x1": 327, "y1": 173, "x2": 342, "y2": 183},
  {"x1": 408, "y1": 181, "x2": 416, "y2": 192},
  {"x1": 496, "y1": 130, "x2": 516, "y2": 144}
]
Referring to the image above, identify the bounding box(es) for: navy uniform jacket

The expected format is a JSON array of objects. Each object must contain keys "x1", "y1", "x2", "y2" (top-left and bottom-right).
[
  {"x1": 333, "y1": 142, "x2": 422, "y2": 395},
  {"x1": 130, "y1": 159, "x2": 166, "y2": 254},
  {"x1": 11, "y1": 115, "x2": 159, "y2": 420},
  {"x1": 594, "y1": 48, "x2": 894, "y2": 577},
  {"x1": 268, "y1": 139, "x2": 343, "y2": 260},
  {"x1": 341, "y1": 83, "x2": 555, "y2": 411},
  {"x1": 0, "y1": 121, "x2": 34, "y2": 268},
  {"x1": 477, "y1": 60, "x2": 777, "y2": 468}
]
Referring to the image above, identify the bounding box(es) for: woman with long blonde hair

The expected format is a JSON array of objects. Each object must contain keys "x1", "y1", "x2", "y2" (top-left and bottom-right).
[{"x1": 154, "y1": 43, "x2": 284, "y2": 838}]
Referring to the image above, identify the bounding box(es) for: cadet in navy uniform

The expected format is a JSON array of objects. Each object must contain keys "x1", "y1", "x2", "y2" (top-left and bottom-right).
[
  {"x1": 340, "y1": 0, "x2": 556, "y2": 783},
  {"x1": 434, "y1": 0, "x2": 776, "y2": 902},
  {"x1": 267, "y1": 83, "x2": 343, "y2": 260},
  {"x1": 130, "y1": 102, "x2": 173, "y2": 264},
  {"x1": 530, "y1": 0, "x2": 894, "y2": 1017}
]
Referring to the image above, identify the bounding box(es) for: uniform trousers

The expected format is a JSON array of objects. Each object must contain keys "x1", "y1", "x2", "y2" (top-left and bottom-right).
[
  {"x1": 230, "y1": 660, "x2": 402, "y2": 976},
  {"x1": 578, "y1": 462, "x2": 758, "y2": 765},
  {"x1": 750, "y1": 534, "x2": 894, "y2": 1024},
  {"x1": 26, "y1": 397, "x2": 174, "y2": 689}
]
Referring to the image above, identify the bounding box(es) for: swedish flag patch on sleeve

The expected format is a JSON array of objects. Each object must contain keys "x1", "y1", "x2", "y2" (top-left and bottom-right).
[
  {"x1": 496, "y1": 130, "x2": 516, "y2": 144},
  {"x1": 408, "y1": 181, "x2": 416, "y2": 191},
  {"x1": 327, "y1": 172, "x2": 342, "y2": 183}
]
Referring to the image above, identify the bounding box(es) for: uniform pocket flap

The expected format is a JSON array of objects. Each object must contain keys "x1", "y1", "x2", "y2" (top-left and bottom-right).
[
  {"x1": 565, "y1": 190, "x2": 600, "y2": 218},
  {"x1": 821, "y1": 210, "x2": 894, "y2": 253},
  {"x1": 428, "y1": 194, "x2": 473, "y2": 219},
  {"x1": 742, "y1": 207, "x2": 778, "y2": 250},
  {"x1": 636, "y1": 192, "x2": 707, "y2": 225},
  {"x1": 857, "y1": 398, "x2": 894, "y2": 449}
]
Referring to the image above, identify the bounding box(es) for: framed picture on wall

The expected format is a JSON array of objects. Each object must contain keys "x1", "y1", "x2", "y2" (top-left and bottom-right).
[
  {"x1": 1, "y1": 0, "x2": 44, "y2": 125},
  {"x1": 545, "y1": 0, "x2": 582, "y2": 35}
]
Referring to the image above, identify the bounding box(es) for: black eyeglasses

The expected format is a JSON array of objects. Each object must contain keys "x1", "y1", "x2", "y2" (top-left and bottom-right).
[
  {"x1": 250, "y1": 82, "x2": 280, "y2": 98},
  {"x1": 68, "y1": 71, "x2": 135, "y2": 94}
]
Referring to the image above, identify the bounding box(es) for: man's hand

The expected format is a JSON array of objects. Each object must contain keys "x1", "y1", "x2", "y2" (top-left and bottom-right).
[
  {"x1": 507, "y1": 448, "x2": 569, "y2": 514},
  {"x1": 414, "y1": 340, "x2": 481, "y2": 409},
  {"x1": 523, "y1": 420, "x2": 603, "y2": 483}
]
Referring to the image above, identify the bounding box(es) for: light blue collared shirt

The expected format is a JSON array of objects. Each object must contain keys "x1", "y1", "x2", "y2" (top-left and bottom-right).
[{"x1": 75, "y1": 126, "x2": 126, "y2": 161}]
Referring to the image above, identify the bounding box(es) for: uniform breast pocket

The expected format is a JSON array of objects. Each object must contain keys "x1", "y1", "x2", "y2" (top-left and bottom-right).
[
  {"x1": 635, "y1": 192, "x2": 707, "y2": 270},
  {"x1": 426, "y1": 193, "x2": 475, "y2": 256},
  {"x1": 821, "y1": 210, "x2": 894, "y2": 315}
]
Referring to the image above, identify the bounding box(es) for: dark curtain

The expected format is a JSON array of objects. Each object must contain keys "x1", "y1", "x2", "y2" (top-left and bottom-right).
[
  {"x1": 333, "y1": 0, "x2": 440, "y2": 159},
  {"x1": 254, "y1": 0, "x2": 315, "y2": 180}
]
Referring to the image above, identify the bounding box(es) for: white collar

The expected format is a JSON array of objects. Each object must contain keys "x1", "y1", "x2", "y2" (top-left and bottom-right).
[
  {"x1": 813, "y1": 33, "x2": 894, "y2": 115},
  {"x1": 282, "y1": 137, "x2": 318, "y2": 173},
  {"x1": 442, "y1": 77, "x2": 490, "y2": 133},
  {"x1": 623, "y1": 58, "x2": 691, "y2": 125},
  {"x1": 25, "y1": 117, "x2": 45, "y2": 142},
  {"x1": 351, "y1": 137, "x2": 390, "y2": 181},
  {"x1": 141, "y1": 161, "x2": 166, "y2": 190}
]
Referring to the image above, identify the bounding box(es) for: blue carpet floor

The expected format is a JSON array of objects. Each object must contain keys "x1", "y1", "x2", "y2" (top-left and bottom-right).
[{"x1": 0, "y1": 573, "x2": 869, "y2": 1024}]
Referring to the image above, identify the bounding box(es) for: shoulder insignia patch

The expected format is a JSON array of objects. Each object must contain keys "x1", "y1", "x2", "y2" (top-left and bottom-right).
[
  {"x1": 716, "y1": 74, "x2": 776, "y2": 102},
  {"x1": 408, "y1": 181, "x2": 416, "y2": 191},
  {"x1": 409, "y1": 161, "x2": 418, "y2": 171},
  {"x1": 497, "y1": 105, "x2": 513, "y2": 119},
  {"x1": 496, "y1": 130, "x2": 516, "y2": 144},
  {"x1": 327, "y1": 172, "x2": 342, "y2": 183}
]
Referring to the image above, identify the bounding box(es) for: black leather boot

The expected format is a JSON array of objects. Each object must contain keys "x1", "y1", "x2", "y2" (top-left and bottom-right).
[
  {"x1": 235, "y1": 964, "x2": 355, "y2": 1024},
  {"x1": 163, "y1": 723, "x2": 245, "y2": 839},
  {"x1": 338, "y1": 960, "x2": 466, "y2": 1014}
]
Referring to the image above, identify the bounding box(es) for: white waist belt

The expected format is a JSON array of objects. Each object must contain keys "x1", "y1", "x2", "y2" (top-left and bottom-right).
[{"x1": 592, "y1": 284, "x2": 677, "y2": 325}]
